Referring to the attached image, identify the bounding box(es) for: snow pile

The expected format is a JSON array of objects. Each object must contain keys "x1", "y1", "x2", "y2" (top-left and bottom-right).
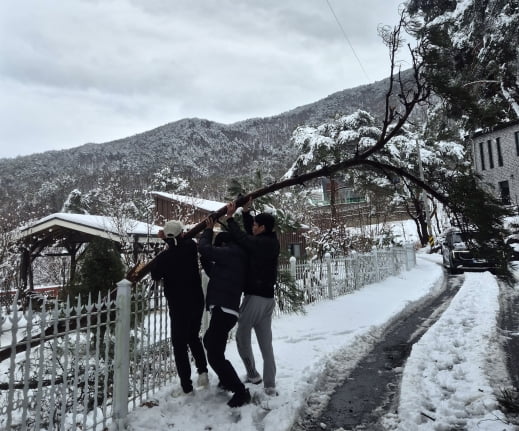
[{"x1": 392, "y1": 271, "x2": 512, "y2": 430}]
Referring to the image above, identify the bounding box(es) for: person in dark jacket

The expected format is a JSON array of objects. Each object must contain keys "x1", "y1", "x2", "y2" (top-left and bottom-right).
[
  {"x1": 225, "y1": 199, "x2": 280, "y2": 396},
  {"x1": 198, "y1": 217, "x2": 251, "y2": 407},
  {"x1": 150, "y1": 220, "x2": 208, "y2": 395}
]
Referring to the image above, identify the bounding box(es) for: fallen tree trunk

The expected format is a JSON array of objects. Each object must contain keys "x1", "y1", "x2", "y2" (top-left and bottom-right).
[
  {"x1": 126, "y1": 49, "x2": 436, "y2": 282},
  {"x1": 126, "y1": 156, "x2": 447, "y2": 283}
]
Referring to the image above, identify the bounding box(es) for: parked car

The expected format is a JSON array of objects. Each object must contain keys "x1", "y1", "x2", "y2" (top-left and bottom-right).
[{"x1": 441, "y1": 228, "x2": 494, "y2": 274}]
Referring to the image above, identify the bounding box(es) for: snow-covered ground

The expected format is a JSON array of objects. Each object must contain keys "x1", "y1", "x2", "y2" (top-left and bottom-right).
[{"x1": 126, "y1": 253, "x2": 517, "y2": 431}]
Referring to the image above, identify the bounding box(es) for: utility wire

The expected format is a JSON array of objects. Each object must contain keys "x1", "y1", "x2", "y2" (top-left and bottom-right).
[{"x1": 325, "y1": 0, "x2": 371, "y2": 82}]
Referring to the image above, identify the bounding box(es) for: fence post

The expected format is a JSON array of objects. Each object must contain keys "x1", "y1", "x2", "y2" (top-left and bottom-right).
[
  {"x1": 405, "y1": 244, "x2": 412, "y2": 271},
  {"x1": 325, "y1": 252, "x2": 333, "y2": 299},
  {"x1": 373, "y1": 248, "x2": 381, "y2": 282},
  {"x1": 113, "y1": 279, "x2": 131, "y2": 430},
  {"x1": 289, "y1": 256, "x2": 297, "y2": 280},
  {"x1": 391, "y1": 247, "x2": 398, "y2": 275},
  {"x1": 344, "y1": 257, "x2": 350, "y2": 291},
  {"x1": 350, "y1": 251, "x2": 358, "y2": 291}
]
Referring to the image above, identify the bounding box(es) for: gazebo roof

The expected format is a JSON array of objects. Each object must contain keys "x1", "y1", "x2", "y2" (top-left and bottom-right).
[{"x1": 17, "y1": 213, "x2": 162, "y2": 248}]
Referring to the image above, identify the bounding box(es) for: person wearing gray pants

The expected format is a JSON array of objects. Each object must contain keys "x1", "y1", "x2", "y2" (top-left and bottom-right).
[
  {"x1": 236, "y1": 294, "x2": 277, "y2": 389},
  {"x1": 226, "y1": 199, "x2": 280, "y2": 396}
]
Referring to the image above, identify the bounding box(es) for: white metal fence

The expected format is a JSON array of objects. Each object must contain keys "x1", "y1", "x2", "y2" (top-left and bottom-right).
[
  {"x1": 278, "y1": 246, "x2": 415, "y2": 306},
  {"x1": 0, "y1": 285, "x2": 174, "y2": 431},
  {"x1": 0, "y1": 245, "x2": 416, "y2": 430}
]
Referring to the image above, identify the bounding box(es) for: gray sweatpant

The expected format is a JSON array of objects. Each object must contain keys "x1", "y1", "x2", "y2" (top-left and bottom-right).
[{"x1": 236, "y1": 294, "x2": 276, "y2": 388}]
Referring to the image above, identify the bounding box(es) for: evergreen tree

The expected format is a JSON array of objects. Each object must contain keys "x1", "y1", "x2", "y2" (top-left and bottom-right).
[
  {"x1": 406, "y1": 0, "x2": 519, "y2": 129},
  {"x1": 226, "y1": 170, "x2": 303, "y2": 234},
  {"x1": 287, "y1": 109, "x2": 469, "y2": 246},
  {"x1": 275, "y1": 269, "x2": 306, "y2": 315},
  {"x1": 446, "y1": 174, "x2": 514, "y2": 280},
  {"x1": 62, "y1": 189, "x2": 89, "y2": 214},
  {"x1": 69, "y1": 238, "x2": 125, "y2": 302},
  {"x1": 150, "y1": 167, "x2": 190, "y2": 194}
]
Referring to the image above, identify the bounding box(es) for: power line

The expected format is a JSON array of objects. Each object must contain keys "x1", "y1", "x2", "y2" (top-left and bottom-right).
[{"x1": 325, "y1": 0, "x2": 371, "y2": 82}]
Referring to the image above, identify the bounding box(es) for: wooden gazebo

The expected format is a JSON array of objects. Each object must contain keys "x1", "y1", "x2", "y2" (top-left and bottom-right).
[{"x1": 15, "y1": 213, "x2": 162, "y2": 291}]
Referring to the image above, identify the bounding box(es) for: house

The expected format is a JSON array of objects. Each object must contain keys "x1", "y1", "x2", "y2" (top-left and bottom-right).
[
  {"x1": 470, "y1": 120, "x2": 519, "y2": 205},
  {"x1": 308, "y1": 180, "x2": 409, "y2": 229},
  {"x1": 152, "y1": 192, "x2": 225, "y2": 225},
  {"x1": 151, "y1": 191, "x2": 308, "y2": 259},
  {"x1": 321, "y1": 177, "x2": 364, "y2": 205}
]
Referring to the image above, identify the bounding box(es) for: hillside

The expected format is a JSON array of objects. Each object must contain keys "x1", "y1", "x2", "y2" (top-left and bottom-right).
[{"x1": 0, "y1": 73, "x2": 401, "y2": 219}]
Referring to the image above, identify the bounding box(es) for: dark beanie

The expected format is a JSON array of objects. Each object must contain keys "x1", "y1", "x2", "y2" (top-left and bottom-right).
[{"x1": 254, "y1": 213, "x2": 275, "y2": 233}]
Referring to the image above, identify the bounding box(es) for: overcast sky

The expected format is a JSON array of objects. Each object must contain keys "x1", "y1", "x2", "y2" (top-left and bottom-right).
[{"x1": 0, "y1": 0, "x2": 411, "y2": 159}]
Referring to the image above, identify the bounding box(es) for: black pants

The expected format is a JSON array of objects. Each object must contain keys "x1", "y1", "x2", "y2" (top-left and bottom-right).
[
  {"x1": 169, "y1": 301, "x2": 208, "y2": 393},
  {"x1": 203, "y1": 306, "x2": 245, "y2": 394}
]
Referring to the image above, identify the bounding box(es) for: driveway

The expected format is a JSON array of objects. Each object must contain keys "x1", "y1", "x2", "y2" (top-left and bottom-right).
[{"x1": 292, "y1": 271, "x2": 519, "y2": 430}]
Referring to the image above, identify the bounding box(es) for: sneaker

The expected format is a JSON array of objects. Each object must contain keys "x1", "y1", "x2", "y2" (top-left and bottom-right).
[
  {"x1": 227, "y1": 388, "x2": 251, "y2": 408},
  {"x1": 264, "y1": 387, "x2": 278, "y2": 396},
  {"x1": 197, "y1": 372, "x2": 209, "y2": 388},
  {"x1": 245, "y1": 375, "x2": 262, "y2": 385}
]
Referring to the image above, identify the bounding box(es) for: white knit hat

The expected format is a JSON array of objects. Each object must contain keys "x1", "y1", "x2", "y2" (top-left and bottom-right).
[{"x1": 163, "y1": 220, "x2": 184, "y2": 238}]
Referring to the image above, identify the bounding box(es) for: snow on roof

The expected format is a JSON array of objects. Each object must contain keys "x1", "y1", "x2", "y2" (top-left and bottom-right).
[
  {"x1": 18, "y1": 213, "x2": 161, "y2": 243},
  {"x1": 152, "y1": 191, "x2": 225, "y2": 213}
]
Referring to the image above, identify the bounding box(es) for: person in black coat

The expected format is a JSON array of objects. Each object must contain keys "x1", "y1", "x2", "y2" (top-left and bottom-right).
[
  {"x1": 225, "y1": 199, "x2": 280, "y2": 396},
  {"x1": 198, "y1": 217, "x2": 251, "y2": 407},
  {"x1": 150, "y1": 220, "x2": 208, "y2": 395}
]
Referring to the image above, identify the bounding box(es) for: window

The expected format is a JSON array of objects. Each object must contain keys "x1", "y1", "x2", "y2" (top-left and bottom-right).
[
  {"x1": 496, "y1": 137, "x2": 503, "y2": 167},
  {"x1": 515, "y1": 131, "x2": 519, "y2": 156},
  {"x1": 499, "y1": 180, "x2": 511, "y2": 205},
  {"x1": 479, "y1": 142, "x2": 485, "y2": 170},
  {"x1": 487, "y1": 140, "x2": 494, "y2": 169}
]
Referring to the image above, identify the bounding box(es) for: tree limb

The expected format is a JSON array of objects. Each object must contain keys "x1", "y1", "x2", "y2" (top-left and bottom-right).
[
  {"x1": 126, "y1": 152, "x2": 445, "y2": 282},
  {"x1": 360, "y1": 159, "x2": 449, "y2": 203}
]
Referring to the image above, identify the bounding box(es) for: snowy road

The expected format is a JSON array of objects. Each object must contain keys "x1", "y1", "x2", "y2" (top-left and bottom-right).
[
  {"x1": 127, "y1": 253, "x2": 518, "y2": 430},
  {"x1": 295, "y1": 272, "x2": 465, "y2": 430}
]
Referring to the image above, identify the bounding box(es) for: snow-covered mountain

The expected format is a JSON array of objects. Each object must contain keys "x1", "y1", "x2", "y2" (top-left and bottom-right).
[{"x1": 0, "y1": 73, "x2": 399, "y2": 217}]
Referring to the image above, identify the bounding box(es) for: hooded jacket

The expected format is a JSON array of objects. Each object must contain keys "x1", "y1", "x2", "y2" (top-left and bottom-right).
[{"x1": 226, "y1": 212, "x2": 280, "y2": 298}]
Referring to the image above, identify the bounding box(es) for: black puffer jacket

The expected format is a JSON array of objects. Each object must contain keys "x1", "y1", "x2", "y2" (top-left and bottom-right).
[
  {"x1": 198, "y1": 228, "x2": 247, "y2": 313},
  {"x1": 150, "y1": 237, "x2": 204, "y2": 309},
  {"x1": 227, "y1": 212, "x2": 280, "y2": 298}
]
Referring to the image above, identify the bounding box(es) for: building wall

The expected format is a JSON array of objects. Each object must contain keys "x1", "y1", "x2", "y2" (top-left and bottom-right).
[
  {"x1": 278, "y1": 230, "x2": 308, "y2": 260},
  {"x1": 153, "y1": 195, "x2": 211, "y2": 225},
  {"x1": 471, "y1": 121, "x2": 519, "y2": 205}
]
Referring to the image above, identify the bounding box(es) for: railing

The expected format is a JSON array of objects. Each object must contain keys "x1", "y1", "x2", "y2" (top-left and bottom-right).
[
  {"x1": 0, "y1": 244, "x2": 416, "y2": 430},
  {"x1": 0, "y1": 285, "x2": 174, "y2": 431},
  {"x1": 279, "y1": 245, "x2": 415, "y2": 303}
]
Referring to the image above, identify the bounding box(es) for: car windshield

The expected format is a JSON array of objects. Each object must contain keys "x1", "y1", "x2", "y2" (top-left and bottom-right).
[{"x1": 451, "y1": 231, "x2": 478, "y2": 244}]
